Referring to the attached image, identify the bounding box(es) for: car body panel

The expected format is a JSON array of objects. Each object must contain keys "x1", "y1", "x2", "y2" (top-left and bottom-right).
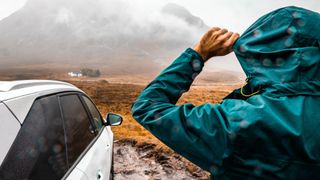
[
  {"x1": 76, "y1": 127, "x2": 113, "y2": 180},
  {"x1": 0, "y1": 80, "x2": 75, "y2": 92},
  {"x1": 0, "y1": 103, "x2": 21, "y2": 164},
  {"x1": 64, "y1": 127, "x2": 113, "y2": 180},
  {"x1": 64, "y1": 167, "x2": 89, "y2": 180},
  {"x1": 4, "y1": 93, "x2": 39, "y2": 124}
]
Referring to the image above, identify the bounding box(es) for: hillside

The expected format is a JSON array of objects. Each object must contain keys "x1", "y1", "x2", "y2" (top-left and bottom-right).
[
  {"x1": 0, "y1": 1, "x2": 206, "y2": 72},
  {"x1": 0, "y1": 0, "x2": 243, "y2": 83}
]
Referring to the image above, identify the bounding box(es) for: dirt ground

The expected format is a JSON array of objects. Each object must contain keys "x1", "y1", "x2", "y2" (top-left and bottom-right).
[{"x1": 113, "y1": 139, "x2": 209, "y2": 180}]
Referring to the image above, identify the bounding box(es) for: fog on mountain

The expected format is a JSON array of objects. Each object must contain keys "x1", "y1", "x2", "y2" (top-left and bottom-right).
[{"x1": 0, "y1": 0, "x2": 208, "y2": 74}]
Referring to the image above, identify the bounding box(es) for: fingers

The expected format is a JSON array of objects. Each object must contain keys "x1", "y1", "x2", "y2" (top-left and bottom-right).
[
  {"x1": 229, "y1": 33, "x2": 240, "y2": 43},
  {"x1": 211, "y1": 28, "x2": 227, "y2": 36},
  {"x1": 224, "y1": 33, "x2": 240, "y2": 49},
  {"x1": 194, "y1": 27, "x2": 240, "y2": 60},
  {"x1": 206, "y1": 27, "x2": 221, "y2": 36},
  {"x1": 210, "y1": 27, "x2": 221, "y2": 32},
  {"x1": 215, "y1": 31, "x2": 240, "y2": 56},
  {"x1": 218, "y1": 28, "x2": 228, "y2": 35},
  {"x1": 207, "y1": 28, "x2": 228, "y2": 42},
  {"x1": 217, "y1": 31, "x2": 233, "y2": 42}
]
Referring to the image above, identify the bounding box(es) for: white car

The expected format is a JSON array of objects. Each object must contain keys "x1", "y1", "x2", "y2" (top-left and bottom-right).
[{"x1": 0, "y1": 80, "x2": 122, "y2": 180}]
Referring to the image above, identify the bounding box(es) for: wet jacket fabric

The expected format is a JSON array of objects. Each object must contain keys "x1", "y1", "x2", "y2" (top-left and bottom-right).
[{"x1": 131, "y1": 6, "x2": 320, "y2": 179}]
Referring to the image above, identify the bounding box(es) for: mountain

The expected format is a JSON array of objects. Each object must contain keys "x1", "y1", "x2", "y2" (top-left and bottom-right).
[
  {"x1": 161, "y1": 3, "x2": 209, "y2": 30},
  {"x1": 0, "y1": 0, "x2": 209, "y2": 73},
  {"x1": 0, "y1": 0, "x2": 241, "y2": 82}
]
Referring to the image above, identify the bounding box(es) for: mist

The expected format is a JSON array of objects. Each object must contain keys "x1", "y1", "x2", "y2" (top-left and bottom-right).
[
  {"x1": 0, "y1": 0, "x2": 213, "y2": 75},
  {"x1": 1, "y1": 0, "x2": 318, "y2": 80}
]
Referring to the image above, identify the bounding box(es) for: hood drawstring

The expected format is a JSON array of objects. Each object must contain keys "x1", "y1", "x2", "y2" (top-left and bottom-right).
[{"x1": 240, "y1": 77, "x2": 261, "y2": 97}]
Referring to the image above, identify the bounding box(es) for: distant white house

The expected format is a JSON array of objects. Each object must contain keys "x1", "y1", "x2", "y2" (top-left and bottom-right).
[{"x1": 68, "y1": 72, "x2": 83, "y2": 77}]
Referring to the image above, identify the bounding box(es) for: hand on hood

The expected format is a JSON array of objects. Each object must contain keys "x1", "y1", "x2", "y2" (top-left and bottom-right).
[{"x1": 194, "y1": 27, "x2": 239, "y2": 62}]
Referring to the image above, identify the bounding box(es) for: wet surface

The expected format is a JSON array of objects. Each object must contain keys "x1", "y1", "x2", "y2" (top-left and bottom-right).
[{"x1": 113, "y1": 139, "x2": 209, "y2": 180}]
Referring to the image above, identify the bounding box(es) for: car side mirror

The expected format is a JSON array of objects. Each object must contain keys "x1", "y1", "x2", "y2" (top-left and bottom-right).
[{"x1": 104, "y1": 113, "x2": 123, "y2": 126}]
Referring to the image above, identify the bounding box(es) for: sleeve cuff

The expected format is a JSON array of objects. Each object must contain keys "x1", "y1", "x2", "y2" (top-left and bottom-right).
[
  {"x1": 184, "y1": 48, "x2": 205, "y2": 73},
  {"x1": 185, "y1": 48, "x2": 204, "y2": 62}
]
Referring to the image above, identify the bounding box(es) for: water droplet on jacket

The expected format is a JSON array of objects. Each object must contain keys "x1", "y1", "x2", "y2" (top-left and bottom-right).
[
  {"x1": 276, "y1": 57, "x2": 284, "y2": 66},
  {"x1": 253, "y1": 29, "x2": 262, "y2": 38},
  {"x1": 245, "y1": 58, "x2": 254, "y2": 64},
  {"x1": 240, "y1": 120, "x2": 249, "y2": 128},
  {"x1": 285, "y1": 38, "x2": 294, "y2": 47},
  {"x1": 210, "y1": 165, "x2": 219, "y2": 175},
  {"x1": 296, "y1": 19, "x2": 306, "y2": 27},
  {"x1": 287, "y1": 26, "x2": 297, "y2": 35},
  {"x1": 292, "y1": 11, "x2": 302, "y2": 19},
  {"x1": 262, "y1": 58, "x2": 272, "y2": 67},
  {"x1": 154, "y1": 113, "x2": 161, "y2": 120},
  {"x1": 192, "y1": 59, "x2": 202, "y2": 71},
  {"x1": 192, "y1": 72, "x2": 199, "y2": 80},
  {"x1": 239, "y1": 45, "x2": 248, "y2": 53}
]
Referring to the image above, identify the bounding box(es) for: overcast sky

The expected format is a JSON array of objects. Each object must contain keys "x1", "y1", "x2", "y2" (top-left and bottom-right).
[{"x1": 1, "y1": 0, "x2": 319, "y2": 33}]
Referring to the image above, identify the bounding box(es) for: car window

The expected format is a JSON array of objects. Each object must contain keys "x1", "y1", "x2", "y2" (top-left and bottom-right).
[
  {"x1": 82, "y1": 96, "x2": 103, "y2": 131},
  {"x1": 59, "y1": 94, "x2": 95, "y2": 168},
  {"x1": 0, "y1": 95, "x2": 68, "y2": 180}
]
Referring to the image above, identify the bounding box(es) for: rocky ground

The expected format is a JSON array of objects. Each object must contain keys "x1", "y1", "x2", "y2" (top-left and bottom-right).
[{"x1": 113, "y1": 139, "x2": 210, "y2": 180}]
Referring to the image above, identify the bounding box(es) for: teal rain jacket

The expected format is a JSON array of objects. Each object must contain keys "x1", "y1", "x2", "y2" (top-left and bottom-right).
[{"x1": 131, "y1": 6, "x2": 320, "y2": 179}]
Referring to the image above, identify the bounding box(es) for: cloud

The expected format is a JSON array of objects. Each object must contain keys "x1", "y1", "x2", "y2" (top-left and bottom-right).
[{"x1": 2, "y1": 0, "x2": 319, "y2": 73}]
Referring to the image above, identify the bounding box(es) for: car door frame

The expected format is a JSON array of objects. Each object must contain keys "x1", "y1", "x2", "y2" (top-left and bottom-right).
[{"x1": 59, "y1": 92, "x2": 111, "y2": 180}]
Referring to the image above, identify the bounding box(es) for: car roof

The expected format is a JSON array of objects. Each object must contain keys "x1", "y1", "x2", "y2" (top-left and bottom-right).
[
  {"x1": 0, "y1": 80, "x2": 81, "y2": 100},
  {"x1": 0, "y1": 80, "x2": 83, "y2": 124}
]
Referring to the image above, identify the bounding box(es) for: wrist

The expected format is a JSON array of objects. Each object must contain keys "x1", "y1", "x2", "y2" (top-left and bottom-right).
[{"x1": 193, "y1": 45, "x2": 207, "y2": 62}]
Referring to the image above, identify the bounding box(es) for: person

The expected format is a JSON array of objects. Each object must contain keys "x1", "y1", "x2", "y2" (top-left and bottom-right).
[{"x1": 131, "y1": 6, "x2": 320, "y2": 179}]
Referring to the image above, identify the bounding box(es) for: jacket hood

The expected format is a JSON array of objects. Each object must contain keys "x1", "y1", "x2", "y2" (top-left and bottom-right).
[{"x1": 234, "y1": 6, "x2": 320, "y2": 97}]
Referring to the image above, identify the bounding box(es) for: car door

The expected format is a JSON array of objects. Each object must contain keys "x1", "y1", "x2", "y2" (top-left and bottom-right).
[
  {"x1": 79, "y1": 95, "x2": 113, "y2": 180},
  {"x1": 59, "y1": 93, "x2": 112, "y2": 180}
]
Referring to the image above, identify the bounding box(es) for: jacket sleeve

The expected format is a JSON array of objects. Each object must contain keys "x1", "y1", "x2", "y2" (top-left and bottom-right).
[{"x1": 131, "y1": 48, "x2": 231, "y2": 172}]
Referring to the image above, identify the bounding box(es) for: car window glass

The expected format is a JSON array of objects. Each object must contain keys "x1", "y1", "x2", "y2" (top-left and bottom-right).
[
  {"x1": 82, "y1": 96, "x2": 103, "y2": 131},
  {"x1": 0, "y1": 95, "x2": 67, "y2": 180},
  {"x1": 59, "y1": 94, "x2": 95, "y2": 168}
]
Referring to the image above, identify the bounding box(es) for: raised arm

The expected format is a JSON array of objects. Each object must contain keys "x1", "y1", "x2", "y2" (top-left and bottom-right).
[{"x1": 131, "y1": 28, "x2": 239, "y2": 172}]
